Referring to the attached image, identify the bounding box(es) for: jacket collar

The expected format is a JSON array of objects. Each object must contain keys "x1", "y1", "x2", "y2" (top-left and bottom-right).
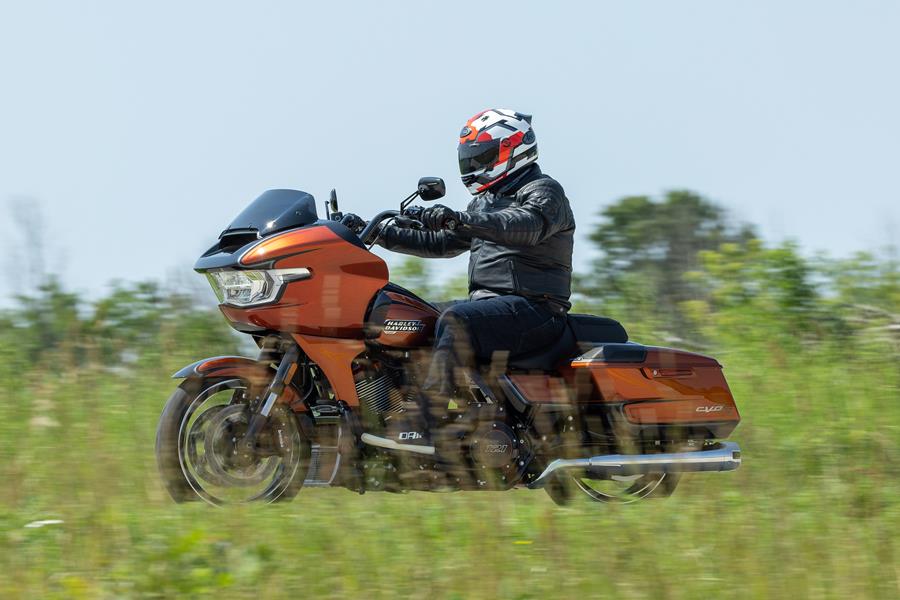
[{"x1": 490, "y1": 163, "x2": 542, "y2": 196}]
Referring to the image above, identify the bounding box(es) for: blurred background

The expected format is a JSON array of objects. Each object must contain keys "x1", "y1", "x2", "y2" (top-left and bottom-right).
[{"x1": 1, "y1": 1, "x2": 898, "y2": 598}]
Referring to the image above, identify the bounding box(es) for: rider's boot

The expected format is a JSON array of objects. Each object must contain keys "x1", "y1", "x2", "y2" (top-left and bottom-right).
[
  {"x1": 377, "y1": 382, "x2": 447, "y2": 454},
  {"x1": 385, "y1": 397, "x2": 434, "y2": 450},
  {"x1": 385, "y1": 348, "x2": 461, "y2": 454}
]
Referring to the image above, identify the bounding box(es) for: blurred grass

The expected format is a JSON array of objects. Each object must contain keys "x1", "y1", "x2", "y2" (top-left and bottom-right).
[{"x1": 1, "y1": 323, "x2": 898, "y2": 599}]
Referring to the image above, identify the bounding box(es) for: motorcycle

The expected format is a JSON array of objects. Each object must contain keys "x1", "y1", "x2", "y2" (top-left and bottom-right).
[{"x1": 156, "y1": 178, "x2": 742, "y2": 505}]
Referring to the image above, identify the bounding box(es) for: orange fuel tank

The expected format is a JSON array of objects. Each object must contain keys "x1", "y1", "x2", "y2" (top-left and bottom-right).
[{"x1": 373, "y1": 289, "x2": 439, "y2": 348}]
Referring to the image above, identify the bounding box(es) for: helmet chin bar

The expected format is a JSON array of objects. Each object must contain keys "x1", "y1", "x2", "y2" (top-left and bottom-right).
[
  {"x1": 462, "y1": 155, "x2": 536, "y2": 195},
  {"x1": 461, "y1": 159, "x2": 510, "y2": 194},
  {"x1": 462, "y1": 170, "x2": 497, "y2": 195}
]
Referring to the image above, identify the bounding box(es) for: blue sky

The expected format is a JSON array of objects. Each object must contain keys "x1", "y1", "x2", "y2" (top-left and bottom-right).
[{"x1": 1, "y1": 1, "x2": 898, "y2": 301}]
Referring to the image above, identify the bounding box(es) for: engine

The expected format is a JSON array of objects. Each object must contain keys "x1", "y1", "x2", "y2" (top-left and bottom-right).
[
  {"x1": 355, "y1": 372, "x2": 407, "y2": 414},
  {"x1": 467, "y1": 421, "x2": 528, "y2": 489}
]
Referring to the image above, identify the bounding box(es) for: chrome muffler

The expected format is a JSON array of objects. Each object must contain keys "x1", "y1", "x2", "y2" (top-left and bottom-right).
[{"x1": 528, "y1": 441, "x2": 742, "y2": 488}]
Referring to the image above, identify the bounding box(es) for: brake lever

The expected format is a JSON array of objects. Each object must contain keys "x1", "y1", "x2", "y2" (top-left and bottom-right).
[{"x1": 393, "y1": 216, "x2": 424, "y2": 229}]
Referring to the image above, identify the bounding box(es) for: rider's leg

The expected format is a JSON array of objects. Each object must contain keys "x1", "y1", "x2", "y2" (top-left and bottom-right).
[
  {"x1": 392, "y1": 296, "x2": 565, "y2": 447},
  {"x1": 423, "y1": 295, "x2": 566, "y2": 400}
]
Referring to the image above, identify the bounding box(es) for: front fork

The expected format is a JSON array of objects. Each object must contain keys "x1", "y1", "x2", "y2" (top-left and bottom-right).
[{"x1": 241, "y1": 343, "x2": 301, "y2": 454}]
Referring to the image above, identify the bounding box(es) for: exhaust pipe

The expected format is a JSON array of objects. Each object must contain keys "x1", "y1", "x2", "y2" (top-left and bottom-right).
[{"x1": 528, "y1": 441, "x2": 741, "y2": 488}]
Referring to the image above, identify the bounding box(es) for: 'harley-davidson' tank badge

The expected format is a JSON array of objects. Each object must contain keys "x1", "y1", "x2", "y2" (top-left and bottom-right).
[{"x1": 383, "y1": 320, "x2": 425, "y2": 334}]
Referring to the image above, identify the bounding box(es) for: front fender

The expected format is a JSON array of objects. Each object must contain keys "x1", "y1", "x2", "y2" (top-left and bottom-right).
[
  {"x1": 172, "y1": 356, "x2": 306, "y2": 409},
  {"x1": 172, "y1": 356, "x2": 273, "y2": 387}
]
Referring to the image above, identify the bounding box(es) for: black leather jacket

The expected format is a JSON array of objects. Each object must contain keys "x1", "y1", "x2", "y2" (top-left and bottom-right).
[{"x1": 378, "y1": 164, "x2": 575, "y2": 310}]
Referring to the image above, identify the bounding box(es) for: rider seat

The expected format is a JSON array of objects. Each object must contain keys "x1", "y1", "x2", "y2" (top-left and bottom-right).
[{"x1": 507, "y1": 314, "x2": 628, "y2": 371}]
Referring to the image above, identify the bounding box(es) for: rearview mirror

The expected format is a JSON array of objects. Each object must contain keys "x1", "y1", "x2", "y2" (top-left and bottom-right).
[{"x1": 417, "y1": 177, "x2": 446, "y2": 201}]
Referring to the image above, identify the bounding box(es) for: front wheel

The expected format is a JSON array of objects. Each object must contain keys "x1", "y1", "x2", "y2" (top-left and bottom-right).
[{"x1": 156, "y1": 377, "x2": 310, "y2": 505}]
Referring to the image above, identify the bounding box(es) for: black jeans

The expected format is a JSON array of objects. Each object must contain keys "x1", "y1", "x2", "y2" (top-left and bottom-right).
[{"x1": 423, "y1": 294, "x2": 566, "y2": 396}]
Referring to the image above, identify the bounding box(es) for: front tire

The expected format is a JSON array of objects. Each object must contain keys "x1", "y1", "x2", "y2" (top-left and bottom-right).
[{"x1": 156, "y1": 377, "x2": 309, "y2": 505}]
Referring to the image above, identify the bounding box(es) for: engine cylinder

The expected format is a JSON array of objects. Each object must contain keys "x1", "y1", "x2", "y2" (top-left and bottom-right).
[{"x1": 355, "y1": 374, "x2": 406, "y2": 414}]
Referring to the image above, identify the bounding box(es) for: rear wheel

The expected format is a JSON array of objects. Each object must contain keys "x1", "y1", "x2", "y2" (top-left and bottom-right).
[
  {"x1": 570, "y1": 472, "x2": 679, "y2": 503},
  {"x1": 542, "y1": 471, "x2": 678, "y2": 505},
  {"x1": 156, "y1": 377, "x2": 310, "y2": 505}
]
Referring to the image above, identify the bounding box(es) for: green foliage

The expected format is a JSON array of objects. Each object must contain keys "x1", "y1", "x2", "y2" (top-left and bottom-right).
[
  {"x1": 14, "y1": 277, "x2": 84, "y2": 363},
  {"x1": 1, "y1": 199, "x2": 899, "y2": 598},
  {"x1": 12, "y1": 280, "x2": 240, "y2": 370},
  {"x1": 390, "y1": 257, "x2": 432, "y2": 298},
  {"x1": 681, "y1": 240, "x2": 820, "y2": 343},
  {"x1": 581, "y1": 190, "x2": 755, "y2": 338},
  {"x1": 818, "y1": 249, "x2": 900, "y2": 314},
  {"x1": 391, "y1": 257, "x2": 469, "y2": 302}
]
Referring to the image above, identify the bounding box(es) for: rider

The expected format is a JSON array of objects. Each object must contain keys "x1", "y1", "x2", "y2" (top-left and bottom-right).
[
  {"x1": 347, "y1": 109, "x2": 575, "y2": 446},
  {"x1": 374, "y1": 109, "x2": 576, "y2": 440}
]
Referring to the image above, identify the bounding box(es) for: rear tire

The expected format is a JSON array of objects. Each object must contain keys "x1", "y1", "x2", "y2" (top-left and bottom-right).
[
  {"x1": 570, "y1": 472, "x2": 680, "y2": 503},
  {"x1": 543, "y1": 474, "x2": 575, "y2": 506}
]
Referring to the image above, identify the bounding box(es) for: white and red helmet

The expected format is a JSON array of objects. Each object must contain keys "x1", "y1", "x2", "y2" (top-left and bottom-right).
[{"x1": 458, "y1": 109, "x2": 538, "y2": 194}]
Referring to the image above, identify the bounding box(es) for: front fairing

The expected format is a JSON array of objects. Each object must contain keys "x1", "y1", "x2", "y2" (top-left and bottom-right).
[
  {"x1": 194, "y1": 219, "x2": 365, "y2": 272},
  {"x1": 194, "y1": 189, "x2": 365, "y2": 272}
]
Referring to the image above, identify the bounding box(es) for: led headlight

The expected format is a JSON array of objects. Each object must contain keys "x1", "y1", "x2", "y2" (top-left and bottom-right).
[{"x1": 205, "y1": 268, "x2": 311, "y2": 307}]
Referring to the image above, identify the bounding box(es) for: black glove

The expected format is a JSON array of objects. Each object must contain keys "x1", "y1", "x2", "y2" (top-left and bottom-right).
[
  {"x1": 421, "y1": 204, "x2": 461, "y2": 231},
  {"x1": 340, "y1": 213, "x2": 366, "y2": 233},
  {"x1": 403, "y1": 205, "x2": 425, "y2": 221}
]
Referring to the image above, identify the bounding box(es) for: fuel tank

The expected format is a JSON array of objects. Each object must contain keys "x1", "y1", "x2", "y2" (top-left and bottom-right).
[{"x1": 368, "y1": 285, "x2": 439, "y2": 348}]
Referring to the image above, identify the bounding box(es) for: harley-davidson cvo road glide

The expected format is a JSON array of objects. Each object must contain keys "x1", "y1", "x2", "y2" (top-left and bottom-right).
[{"x1": 156, "y1": 178, "x2": 742, "y2": 505}]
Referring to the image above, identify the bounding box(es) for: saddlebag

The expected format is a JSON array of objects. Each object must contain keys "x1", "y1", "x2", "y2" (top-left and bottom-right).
[{"x1": 571, "y1": 343, "x2": 741, "y2": 436}]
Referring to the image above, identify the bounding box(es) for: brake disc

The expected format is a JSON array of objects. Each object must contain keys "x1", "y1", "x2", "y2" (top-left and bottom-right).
[{"x1": 202, "y1": 404, "x2": 277, "y2": 488}]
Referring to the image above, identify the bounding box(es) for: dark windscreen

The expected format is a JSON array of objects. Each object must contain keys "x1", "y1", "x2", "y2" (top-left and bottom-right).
[{"x1": 225, "y1": 189, "x2": 319, "y2": 237}]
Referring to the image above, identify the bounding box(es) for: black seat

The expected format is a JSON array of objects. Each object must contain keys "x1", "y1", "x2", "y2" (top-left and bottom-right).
[
  {"x1": 507, "y1": 324, "x2": 577, "y2": 370},
  {"x1": 568, "y1": 314, "x2": 628, "y2": 349},
  {"x1": 507, "y1": 314, "x2": 629, "y2": 371}
]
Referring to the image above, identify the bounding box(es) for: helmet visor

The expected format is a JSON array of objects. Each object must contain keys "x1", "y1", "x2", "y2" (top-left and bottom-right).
[{"x1": 458, "y1": 141, "x2": 501, "y2": 176}]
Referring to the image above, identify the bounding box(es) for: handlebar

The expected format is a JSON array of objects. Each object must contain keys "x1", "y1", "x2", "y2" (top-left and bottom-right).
[
  {"x1": 358, "y1": 210, "x2": 400, "y2": 245},
  {"x1": 358, "y1": 207, "x2": 458, "y2": 246}
]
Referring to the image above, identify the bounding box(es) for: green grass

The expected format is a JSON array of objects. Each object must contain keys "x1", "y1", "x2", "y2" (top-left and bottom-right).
[{"x1": 1, "y1": 336, "x2": 898, "y2": 599}]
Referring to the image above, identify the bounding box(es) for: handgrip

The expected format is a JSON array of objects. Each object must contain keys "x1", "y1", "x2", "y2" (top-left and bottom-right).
[
  {"x1": 443, "y1": 217, "x2": 458, "y2": 231},
  {"x1": 394, "y1": 216, "x2": 424, "y2": 229}
]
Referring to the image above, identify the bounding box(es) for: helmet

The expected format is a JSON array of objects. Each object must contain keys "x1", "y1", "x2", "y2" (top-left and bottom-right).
[{"x1": 458, "y1": 109, "x2": 538, "y2": 195}]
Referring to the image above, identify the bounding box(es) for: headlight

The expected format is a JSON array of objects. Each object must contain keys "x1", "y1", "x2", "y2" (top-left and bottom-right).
[{"x1": 205, "y1": 268, "x2": 311, "y2": 307}]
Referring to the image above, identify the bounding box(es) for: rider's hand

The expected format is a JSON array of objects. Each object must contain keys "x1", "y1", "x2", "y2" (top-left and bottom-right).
[
  {"x1": 403, "y1": 205, "x2": 425, "y2": 220},
  {"x1": 421, "y1": 204, "x2": 461, "y2": 231},
  {"x1": 340, "y1": 213, "x2": 366, "y2": 233}
]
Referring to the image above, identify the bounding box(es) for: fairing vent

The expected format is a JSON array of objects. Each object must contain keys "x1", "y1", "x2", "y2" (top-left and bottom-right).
[{"x1": 216, "y1": 229, "x2": 260, "y2": 254}]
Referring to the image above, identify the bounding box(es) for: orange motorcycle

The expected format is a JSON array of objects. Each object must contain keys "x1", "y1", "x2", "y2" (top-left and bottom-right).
[{"x1": 156, "y1": 178, "x2": 741, "y2": 505}]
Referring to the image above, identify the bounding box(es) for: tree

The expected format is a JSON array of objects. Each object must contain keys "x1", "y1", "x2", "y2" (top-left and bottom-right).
[
  {"x1": 817, "y1": 249, "x2": 900, "y2": 315},
  {"x1": 14, "y1": 276, "x2": 83, "y2": 362},
  {"x1": 682, "y1": 239, "x2": 820, "y2": 344},
  {"x1": 390, "y1": 257, "x2": 432, "y2": 298},
  {"x1": 581, "y1": 190, "x2": 755, "y2": 337},
  {"x1": 391, "y1": 257, "x2": 469, "y2": 302}
]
